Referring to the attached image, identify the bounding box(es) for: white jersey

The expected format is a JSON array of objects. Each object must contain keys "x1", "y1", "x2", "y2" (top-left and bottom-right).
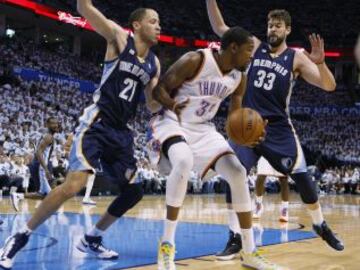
[
  {"x1": 37, "y1": 134, "x2": 54, "y2": 166},
  {"x1": 164, "y1": 48, "x2": 242, "y2": 124},
  {"x1": 148, "y1": 49, "x2": 242, "y2": 177}
]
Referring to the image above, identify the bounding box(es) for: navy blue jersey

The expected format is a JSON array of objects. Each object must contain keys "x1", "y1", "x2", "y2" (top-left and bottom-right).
[
  {"x1": 243, "y1": 42, "x2": 296, "y2": 122},
  {"x1": 93, "y1": 34, "x2": 158, "y2": 128}
]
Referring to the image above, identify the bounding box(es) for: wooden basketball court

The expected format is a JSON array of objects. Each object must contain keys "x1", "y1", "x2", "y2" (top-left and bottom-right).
[{"x1": 0, "y1": 193, "x2": 358, "y2": 270}]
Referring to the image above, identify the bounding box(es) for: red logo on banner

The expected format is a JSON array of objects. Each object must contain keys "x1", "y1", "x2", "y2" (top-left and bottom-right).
[{"x1": 57, "y1": 11, "x2": 87, "y2": 28}]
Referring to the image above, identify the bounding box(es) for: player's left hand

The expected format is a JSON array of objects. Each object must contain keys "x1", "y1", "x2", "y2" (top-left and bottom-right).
[{"x1": 305, "y1": 33, "x2": 325, "y2": 65}]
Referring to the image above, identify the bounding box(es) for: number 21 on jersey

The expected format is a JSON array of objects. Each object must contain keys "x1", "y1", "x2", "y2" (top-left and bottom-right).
[
  {"x1": 254, "y1": 70, "x2": 276, "y2": 91},
  {"x1": 119, "y1": 78, "x2": 137, "y2": 102}
]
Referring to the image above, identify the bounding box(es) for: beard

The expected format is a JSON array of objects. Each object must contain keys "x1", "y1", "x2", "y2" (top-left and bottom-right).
[{"x1": 267, "y1": 34, "x2": 285, "y2": 47}]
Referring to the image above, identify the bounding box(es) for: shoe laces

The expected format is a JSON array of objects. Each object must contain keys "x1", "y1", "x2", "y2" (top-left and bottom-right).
[
  {"x1": 160, "y1": 243, "x2": 174, "y2": 268},
  {"x1": 88, "y1": 237, "x2": 108, "y2": 252}
]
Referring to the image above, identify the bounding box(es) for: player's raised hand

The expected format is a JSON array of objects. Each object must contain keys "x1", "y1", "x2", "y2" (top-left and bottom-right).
[
  {"x1": 172, "y1": 98, "x2": 189, "y2": 124},
  {"x1": 305, "y1": 33, "x2": 325, "y2": 65}
]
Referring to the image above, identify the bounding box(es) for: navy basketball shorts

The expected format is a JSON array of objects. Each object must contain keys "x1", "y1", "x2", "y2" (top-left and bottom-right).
[
  {"x1": 230, "y1": 121, "x2": 307, "y2": 175},
  {"x1": 68, "y1": 104, "x2": 137, "y2": 184}
]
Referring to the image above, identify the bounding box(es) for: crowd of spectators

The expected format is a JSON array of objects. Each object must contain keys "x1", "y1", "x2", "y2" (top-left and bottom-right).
[
  {"x1": 0, "y1": 36, "x2": 101, "y2": 82},
  {"x1": 0, "y1": 29, "x2": 359, "y2": 196}
]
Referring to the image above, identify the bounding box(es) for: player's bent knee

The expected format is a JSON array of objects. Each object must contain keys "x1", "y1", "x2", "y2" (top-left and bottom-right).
[
  {"x1": 291, "y1": 172, "x2": 318, "y2": 204},
  {"x1": 108, "y1": 183, "x2": 143, "y2": 217}
]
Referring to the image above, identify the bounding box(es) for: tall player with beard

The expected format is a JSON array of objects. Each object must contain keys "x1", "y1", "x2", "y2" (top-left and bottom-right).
[{"x1": 206, "y1": 0, "x2": 344, "y2": 260}]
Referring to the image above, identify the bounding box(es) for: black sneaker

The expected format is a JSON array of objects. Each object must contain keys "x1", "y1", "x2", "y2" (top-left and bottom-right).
[
  {"x1": 0, "y1": 233, "x2": 29, "y2": 269},
  {"x1": 313, "y1": 221, "x2": 344, "y2": 251},
  {"x1": 215, "y1": 230, "x2": 242, "y2": 261},
  {"x1": 76, "y1": 234, "x2": 119, "y2": 259}
]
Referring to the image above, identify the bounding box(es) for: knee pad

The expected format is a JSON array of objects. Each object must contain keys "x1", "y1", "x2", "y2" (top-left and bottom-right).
[
  {"x1": 165, "y1": 142, "x2": 193, "y2": 207},
  {"x1": 290, "y1": 172, "x2": 318, "y2": 204},
  {"x1": 108, "y1": 183, "x2": 144, "y2": 217},
  {"x1": 162, "y1": 136, "x2": 186, "y2": 159},
  {"x1": 216, "y1": 155, "x2": 251, "y2": 212}
]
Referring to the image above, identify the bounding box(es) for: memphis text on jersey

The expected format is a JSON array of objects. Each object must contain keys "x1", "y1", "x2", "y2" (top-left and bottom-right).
[
  {"x1": 119, "y1": 60, "x2": 151, "y2": 85},
  {"x1": 253, "y1": 58, "x2": 289, "y2": 77}
]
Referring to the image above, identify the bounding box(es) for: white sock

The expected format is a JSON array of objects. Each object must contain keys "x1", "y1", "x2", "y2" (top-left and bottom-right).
[
  {"x1": 281, "y1": 201, "x2": 289, "y2": 209},
  {"x1": 83, "y1": 174, "x2": 95, "y2": 201},
  {"x1": 20, "y1": 224, "x2": 32, "y2": 235},
  {"x1": 241, "y1": 228, "x2": 256, "y2": 253},
  {"x1": 308, "y1": 206, "x2": 324, "y2": 226},
  {"x1": 162, "y1": 219, "x2": 178, "y2": 245},
  {"x1": 255, "y1": 196, "x2": 263, "y2": 204},
  {"x1": 228, "y1": 209, "x2": 241, "y2": 234},
  {"x1": 88, "y1": 225, "x2": 104, "y2": 237}
]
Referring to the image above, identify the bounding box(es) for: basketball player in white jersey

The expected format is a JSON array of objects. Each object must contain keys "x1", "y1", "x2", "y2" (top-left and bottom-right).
[
  {"x1": 36, "y1": 117, "x2": 59, "y2": 196},
  {"x1": 254, "y1": 157, "x2": 289, "y2": 222},
  {"x1": 10, "y1": 117, "x2": 59, "y2": 211},
  {"x1": 64, "y1": 133, "x2": 96, "y2": 205},
  {"x1": 149, "y1": 27, "x2": 287, "y2": 270}
]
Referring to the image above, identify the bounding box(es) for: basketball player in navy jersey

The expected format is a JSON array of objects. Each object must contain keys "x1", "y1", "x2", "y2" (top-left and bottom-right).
[
  {"x1": 0, "y1": 0, "x2": 161, "y2": 268},
  {"x1": 206, "y1": 0, "x2": 344, "y2": 260}
]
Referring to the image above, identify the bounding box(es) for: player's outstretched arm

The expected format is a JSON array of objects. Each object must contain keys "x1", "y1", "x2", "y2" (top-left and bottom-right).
[
  {"x1": 77, "y1": 0, "x2": 127, "y2": 44},
  {"x1": 229, "y1": 73, "x2": 247, "y2": 114},
  {"x1": 206, "y1": 0, "x2": 230, "y2": 38},
  {"x1": 206, "y1": 0, "x2": 260, "y2": 53},
  {"x1": 296, "y1": 34, "x2": 336, "y2": 91},
  {"x1": 144, "y1": 57, "x2": 162, "y2": 113},
  {"x1": 152, "y1": 52, "x2": 203, "y2": 121}
]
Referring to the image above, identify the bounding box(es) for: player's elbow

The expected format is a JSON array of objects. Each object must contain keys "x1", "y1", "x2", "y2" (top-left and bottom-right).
[
  {"x1": 323, "y1": 81, "x2": 336, "y2": 92},
  {"x1": 212, "y1": 25, "x2": 228, "y2": 38}
]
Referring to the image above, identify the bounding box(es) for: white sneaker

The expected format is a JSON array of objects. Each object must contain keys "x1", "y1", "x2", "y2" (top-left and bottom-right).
[
  {"x1": 240, "y1": 250, "x2": 289, "y2": 270},
  {"x1": 158, "y1": 241, "x2": 176, "y2": 270},
  {"x1": 0, "y1": 233, "x2": 30, "y2": 270},
  {"x1": 10, "y1": 193, "x2": 20, "y2": 212},
  {"x1": 76, "y1": 235, "x2": 118, "y2": 260},
  {"x1": 279, "y1": 207, "x2": 289, "y2": 222},
  {"x1": 82, "y1": 198, "x2": 96, "y2": 205},
  {"x1": 253, "y1": 202, "x2": 264, "y2": 219}
]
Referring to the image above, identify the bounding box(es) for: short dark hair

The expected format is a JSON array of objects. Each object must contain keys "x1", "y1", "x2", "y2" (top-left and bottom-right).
[
  {"x1": 268, "y1": 9, "x2": 291, "y2": 27},
  {"x1": 128, "y1": 8, "x2": 149, "y2": 30},
  {"x1": 221, "y1": 26, "x2": 252, "y2": 50}
]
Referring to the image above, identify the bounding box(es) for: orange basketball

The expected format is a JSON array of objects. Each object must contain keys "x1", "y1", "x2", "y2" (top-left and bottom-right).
[{"x1": 226, "y1": 108, "x2": 265, "y2": 145}]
